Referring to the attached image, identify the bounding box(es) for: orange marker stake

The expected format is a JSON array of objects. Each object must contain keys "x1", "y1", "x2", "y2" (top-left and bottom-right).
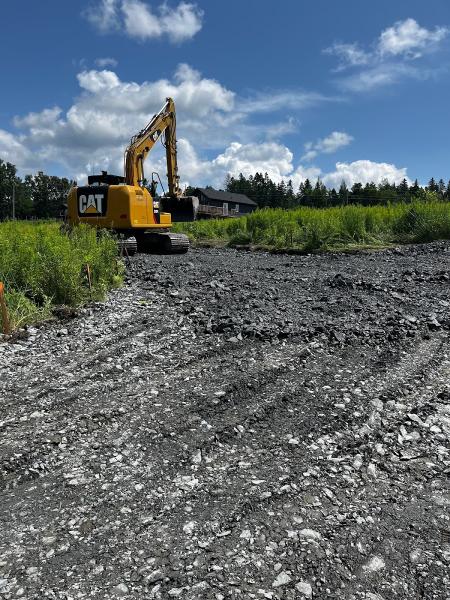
[{"x1": 0, "y1": 282, "x2": 11, "y2": 335}]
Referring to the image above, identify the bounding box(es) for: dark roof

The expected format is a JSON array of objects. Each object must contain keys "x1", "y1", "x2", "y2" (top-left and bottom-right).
[{"x1": 195, "y1": 187, "x2": 257, "y2": 206}]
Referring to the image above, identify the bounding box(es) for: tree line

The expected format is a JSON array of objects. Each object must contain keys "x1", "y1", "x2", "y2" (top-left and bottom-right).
[
  {"x1": 0, "y1": 160, "x2": 72, "y2": 221},
  {"x1": 3, "y1": 157, "x2": 450, "y2": 221},
  {"x1": 223, "y1": 172, "x2": 450, "y2": 209}
]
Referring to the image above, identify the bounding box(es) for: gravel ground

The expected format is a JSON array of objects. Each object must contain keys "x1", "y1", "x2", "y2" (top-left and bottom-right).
[{"x1": 0, "y1": 244, "x2": 449, "y2": 600}]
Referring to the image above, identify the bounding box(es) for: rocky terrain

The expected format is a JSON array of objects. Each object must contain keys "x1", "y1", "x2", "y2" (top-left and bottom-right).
[{"x1": 0, "y1": 244, "x2": 449, "y2": 600}]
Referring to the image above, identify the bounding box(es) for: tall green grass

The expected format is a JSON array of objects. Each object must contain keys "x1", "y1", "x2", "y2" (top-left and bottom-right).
[
  {"x1": 0, "y1": 222, "x2": 122, "y2": 331},
  {"x1": 174, "y1": 201, "x2": 450, "y2": 251}
]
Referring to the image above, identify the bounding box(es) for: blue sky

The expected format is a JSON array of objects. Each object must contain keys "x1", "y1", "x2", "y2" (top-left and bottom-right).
[{"x1": 1, "y1": 0, "x2": 449, "y2": 189}]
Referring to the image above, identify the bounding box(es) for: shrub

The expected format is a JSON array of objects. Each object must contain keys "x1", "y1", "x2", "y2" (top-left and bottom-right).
[
  {"x1": 174, "y1": 201, "x2": 450, "y2": 251},
  {"x1": 0, "y1": 221, "x2": 122, "y2": 331}
]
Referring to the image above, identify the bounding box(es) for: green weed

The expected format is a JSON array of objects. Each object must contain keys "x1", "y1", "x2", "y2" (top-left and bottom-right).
[
  {"x1": 0, "y1": 221, "x2": 122, "y2": 332},
  {"x1": 173, "y1": 201, "x2": 450, "y2": 251}
]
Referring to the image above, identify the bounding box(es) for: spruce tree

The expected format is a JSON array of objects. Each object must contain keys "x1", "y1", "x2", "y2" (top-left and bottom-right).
[{"x1": 427, "y1": 177, "x2": 438, "y2": 193}]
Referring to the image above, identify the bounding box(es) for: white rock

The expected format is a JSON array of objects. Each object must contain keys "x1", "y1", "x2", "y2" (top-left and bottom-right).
[
  {"x1": 295, "y1": 581, "x2": 312, "y2": 597},
  {"x1": 183, "y1": 520, "x2": 196, "y2": 535},
  {"x1": 367, "y1": 463, "x2": 377, "y2": 478},
  {"x1": 42, "y1": 536, "x2": 56, "y2": 545},
  {"x1": 192, "y1": 449, "x2": 202, "y2": 464},
  {"x1": 299, "y1": 528, "x2": 322, "y2": 541},
  {"x1": 375, "y1": 443, "x2": 385, "y2": 455},
  {"x1": 363, "y1": 555, "x2": 385, "y2": 572},
  {"x1": 112, "y1": 583, "x2": 129, "y2": 597},
  {"x1": 272, "y1": 571, "x2": 291, "y2": 588},
  {"x1": 149, "y1": 584, "x2": 161, "y2": 598},
  {"x1": 353, "y1": 454, "x2": 363, "y2": 469},
  {"x1": 409, "y1": 549, "x2": 421, "y2": 563}
]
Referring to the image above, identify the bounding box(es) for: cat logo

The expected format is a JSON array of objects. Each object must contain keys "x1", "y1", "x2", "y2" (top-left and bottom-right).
[{"x1": 79, "y1": 193, "x2": 104, "y2": 216}]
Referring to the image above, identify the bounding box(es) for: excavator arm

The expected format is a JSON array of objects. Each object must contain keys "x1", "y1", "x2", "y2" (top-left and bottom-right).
[{"x1": 124, "y1": 97, "x2": 182, "y2": 196}]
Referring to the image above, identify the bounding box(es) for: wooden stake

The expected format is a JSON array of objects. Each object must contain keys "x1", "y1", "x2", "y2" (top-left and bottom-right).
[
  {"x1": 0, "y1": 282, "x2": 11, "y2": 335},
  {"x1": 85, "y1": 264, "x2": 92, "y2": 294}
]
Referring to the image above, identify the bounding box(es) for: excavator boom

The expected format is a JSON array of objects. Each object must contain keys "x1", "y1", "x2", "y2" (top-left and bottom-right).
[{"x1": 124, "y1": 97, "x2": 181, "y2": 197}]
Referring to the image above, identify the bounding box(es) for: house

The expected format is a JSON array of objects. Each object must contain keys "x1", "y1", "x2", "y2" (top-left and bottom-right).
[{"x1": 193, "y1": 187, "x2": 257, "y2": 218}]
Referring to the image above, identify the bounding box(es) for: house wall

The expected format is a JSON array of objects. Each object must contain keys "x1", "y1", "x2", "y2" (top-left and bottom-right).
[{"x1": 198, "y1": 192, "x2": 255, "y2": 215}]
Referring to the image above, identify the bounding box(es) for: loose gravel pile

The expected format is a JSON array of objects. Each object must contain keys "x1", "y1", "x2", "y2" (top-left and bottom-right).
[{"x1": 0, "y1": 244, "x2": 449, "y2": 599}]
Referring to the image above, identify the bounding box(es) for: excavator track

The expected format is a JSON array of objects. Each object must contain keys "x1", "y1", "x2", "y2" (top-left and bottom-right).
[
  {"x1": 117, "y1": 236, "x2": 138, "y2": 256},
  {"x1": 136, "y1": 232, "x2": 190, "y2": 254}
]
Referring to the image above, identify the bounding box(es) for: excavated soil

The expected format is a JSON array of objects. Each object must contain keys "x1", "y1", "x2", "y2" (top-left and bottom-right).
[{"x1": 0, "y1": 244, "x2": 449, "y2": 600}]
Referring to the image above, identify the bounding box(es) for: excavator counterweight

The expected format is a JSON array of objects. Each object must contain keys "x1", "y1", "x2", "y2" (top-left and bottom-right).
[{"x1": 66, "y1": 98, "x2": 196, "y2": 254}]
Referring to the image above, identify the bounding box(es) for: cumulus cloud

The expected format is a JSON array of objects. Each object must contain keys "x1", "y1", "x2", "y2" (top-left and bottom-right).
[
  {"x1": 322, "y1": 160, "x2": 409, "y2": 189},
  {"x1": 0, "y1": 130, "x2": 30, "y2": 168},
  {"x1": 6, "y1": 65, "x2": 328, "y2": 180},
  {"x1": 325, "y1": 18, "x2": 449, "y2": 91},
  {"x1": 379, "y1": 18, "x2": 448, "y2": 58},
  {"x1": 84, "y1": 0, "x2": 203, "y2": 43},
  {"x1": 169, "y1": 140, "x2": 322, "y2": 190},
  {"x1": 4, "y1": 64, "x2": 409, "y2": 191},
  {"x1": 302, "y1": 131, "x2": 353, "y2": 161},
  {"x1": 169, "y1": 140, "x2": 407, "y2": 192},
  {"x1": 95, "y1": 57, "x2": 118, "y2": 68}
]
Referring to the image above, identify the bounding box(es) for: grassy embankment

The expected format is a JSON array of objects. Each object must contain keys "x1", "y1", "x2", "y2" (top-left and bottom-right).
[
  {"x1": 173, "y1": 201, "x2": 450, "y2": 252},
  {"x1": 0, "y1": 221, "x2": 122, "y2": 332}
]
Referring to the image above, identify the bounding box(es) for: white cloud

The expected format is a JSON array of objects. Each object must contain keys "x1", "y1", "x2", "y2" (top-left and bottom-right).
[
  {"x1": 160, "y1": 1, "x2": 203, "y2": 43},
  {"x1": 379, "y1": 18, "x2": 448, "y2": 58},
  {"x1": 7, "y1": 65, "x2": 326, "y2": 179},
  {"x1": 170, "y1": 139, "x2": 322, "y2": 190},
  {"x1": 302, "y1": 131, "x2": 353, "y2": 161},
  {"x1": 239, "y1": 91, "x2": 333, "y2": 113},
  {"x1": 4, "y1": 65, "x2": 403, "y2": 192},
  {"x1": 172, "y1": 140, "x2": 407, "y2": 193},
  {"x1": 95, "y1": 57, "x2": 118, "y2": 68},
  {"x1": 84, "y1": 0, "x2": 203, "y2": 43},
  {"x1": 322, "y1": 160, "x2": 409, "y2": 189},
  {"x1": 14, "y1": 107, "x2": 62, "y2": 130},
  {"x1": 325, "y1": 18, "x2": 449, "y2": 91},
  {"x1": 121, "y1": 0, "x2": 163, "y2": 39},
  {"x1": 77, "y1": 69, "x2": 121, "y2": 93},
  {"x1": 212, "y1": 142, "x2": 294, "y2": 182},
  {"x1": 0, "y1": 130, "x2": 30, "y2": 168},
  {"x1": 83, "y1": 0, "x2": 119, "y2": 33},
  {"x1": 324, "y1": 43, "x2": 371, "y2": 70},
  {"x1": 340, "y1": 63, "x2": 420, "y2": 93}
]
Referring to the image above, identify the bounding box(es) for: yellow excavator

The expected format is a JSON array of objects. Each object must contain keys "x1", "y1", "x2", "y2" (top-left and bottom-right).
[{"x1": 67, "y1": 97, "x2": 197, "y2": 253}]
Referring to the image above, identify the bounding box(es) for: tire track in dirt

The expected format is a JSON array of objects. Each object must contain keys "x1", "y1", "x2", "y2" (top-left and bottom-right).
[{"x1": 1, "y1": 246, "x2": 450, "y2": 599}]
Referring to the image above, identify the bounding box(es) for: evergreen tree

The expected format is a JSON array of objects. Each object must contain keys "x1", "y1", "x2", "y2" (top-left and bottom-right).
[
  {"x1": 410, "y1": 179, "x2": 421, "y2": 197},
  {"x1": 427, "y1": 177, "x2": 439, "y2": 193},
  {"x1": 397, "y1": 178, "x2": 409, "y2": 198},
  {"x1": 338, "y1": 181, "x2": 348, "y2": 204}
]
